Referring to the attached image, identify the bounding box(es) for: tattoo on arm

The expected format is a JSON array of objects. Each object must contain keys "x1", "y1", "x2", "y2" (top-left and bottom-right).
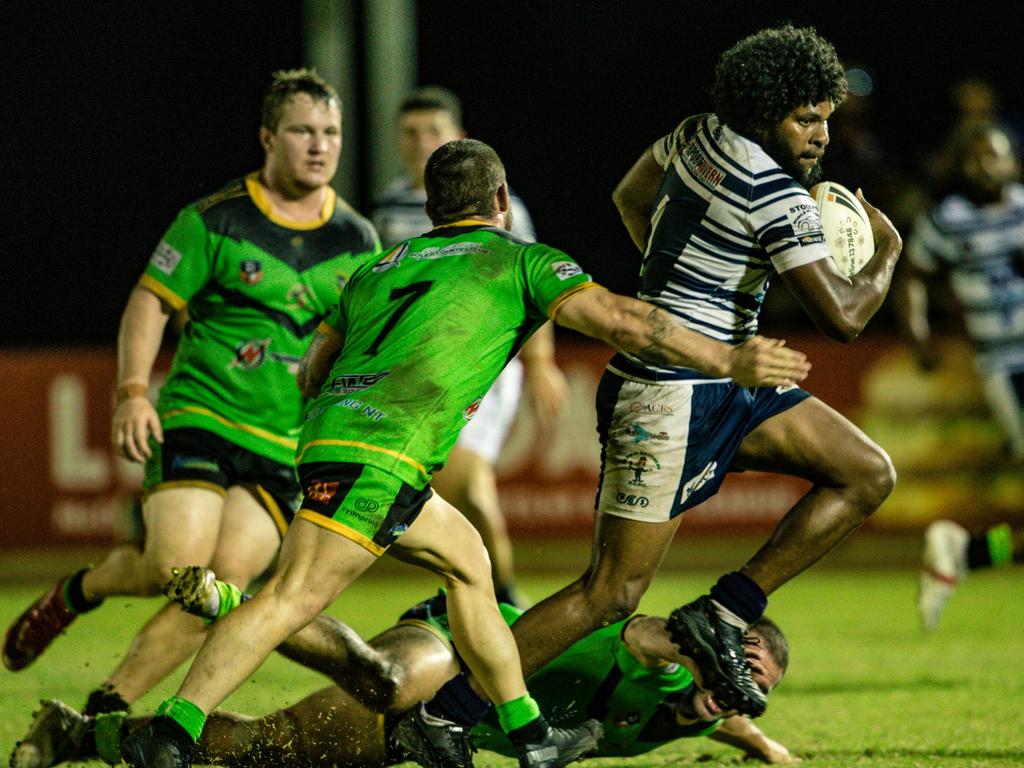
[{"x1": 638, "y1": 308, "x2": 671, "y2": 365}]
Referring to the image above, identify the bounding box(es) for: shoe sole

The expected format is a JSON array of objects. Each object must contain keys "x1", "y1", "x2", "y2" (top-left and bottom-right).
[{"x1": 164, "y1": 567, "x2": 215, "y2": 615}]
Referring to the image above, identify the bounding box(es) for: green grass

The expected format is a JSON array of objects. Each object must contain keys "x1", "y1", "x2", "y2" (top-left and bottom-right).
[{"x1": 2, "y1": 561, "x2": 1022, "y2": 767}]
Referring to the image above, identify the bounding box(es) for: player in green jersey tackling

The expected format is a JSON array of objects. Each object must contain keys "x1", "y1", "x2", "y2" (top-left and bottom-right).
[
  {"x1": 122, "y1": 138, "x2": 810, "y2": 768},
  {"x1": 3, "y1": 69, "x2": 379, "y2": 719},
  {"x1": 13, "y1": 581, "x2": 796, "y2": 767}
]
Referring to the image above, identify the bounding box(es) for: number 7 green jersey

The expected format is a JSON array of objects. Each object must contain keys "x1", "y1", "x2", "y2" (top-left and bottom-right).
[{"x1": 297, "y1": 220, "x2": 597, "y2": 487}]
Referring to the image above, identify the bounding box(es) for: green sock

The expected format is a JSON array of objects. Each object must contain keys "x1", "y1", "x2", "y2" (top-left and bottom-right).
[
  {"x1": 156, "y1": 696, "x2": 206, "y2": 743},
  {"x1": 213, "y1": 580, "x2": 247, "y2": 621},
  {"x1": 93, "y1": 711, "x2": 126, "y2": 764},
  {"x1": 496, "y1": 693, "x2": 541, "y2": 734},
  {"x1": 987, "y1": 523, "x2": 1013, "y2": 567}
]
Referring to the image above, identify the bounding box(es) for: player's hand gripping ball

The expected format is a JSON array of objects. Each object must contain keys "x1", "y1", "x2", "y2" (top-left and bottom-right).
[{"x1": 811, "y1": 181, "x2": 874, "y2": 278}]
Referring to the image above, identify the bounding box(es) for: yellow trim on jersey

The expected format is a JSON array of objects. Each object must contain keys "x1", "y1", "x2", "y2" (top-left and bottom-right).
[
  {"x1": 245, "y1": 172, "x2": 336, "y2": 230},
  {"x1": 296, "y1": 508, "x2": 386, "y2": 556},
  {"x1": 138, "y1": 274, "x2": 187, "y2": 312},
  {"x1": 316, "y1": 320, "x2": 343, "y2": 338},
  {"x1": 427, "y1": 218, "x2": 493, "y2": 232},
  {"x1": 161, "y1": 406, "x2": 298, "y2": 450},
  {"x1": 547, "y1": 281, "x2": 602, "y2": 319},
  {"x1": 255, "y1": 485, "x2": 289, "y2": 538},
  {"x1": 144, "y1": 480, "x2": 227, "y2": 500},
  {"x1": 296, "y1": 439, "x2": 427, "y2": 475},
  {"x1": 395, "y1": 617, "x2": 454, "y2": 651}
]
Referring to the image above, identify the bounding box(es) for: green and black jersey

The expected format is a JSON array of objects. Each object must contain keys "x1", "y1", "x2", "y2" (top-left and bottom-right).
[
  {"x1": 296, "y1": 219, "x2": 597, "y2": 487},
  {"x1": 140, "y1": 173, "x2": 379, "y2": 465},
  {"x1": 399, "y1": 595, "x2": 719, "y2": 759}
]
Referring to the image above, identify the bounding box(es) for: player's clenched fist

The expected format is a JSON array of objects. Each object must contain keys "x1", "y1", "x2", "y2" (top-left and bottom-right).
[{"x1": 112, "y1": 395, "x2": 164, "y2": 463}]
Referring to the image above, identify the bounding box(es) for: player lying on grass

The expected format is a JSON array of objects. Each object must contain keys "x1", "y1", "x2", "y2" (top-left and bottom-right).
[{"x1": 12, "y1": 570, "x2": 797, "y2": 768}]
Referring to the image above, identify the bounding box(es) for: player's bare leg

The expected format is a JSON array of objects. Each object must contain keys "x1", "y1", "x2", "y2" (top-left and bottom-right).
[
  {"x1": 99, "y1": 487, "x2": 281, "y2": 704},
  {"x1": 82, "y1": 488, "x2": 226, "y2": 598},
  {"x1": 431, "y1": 447, "x2": 520, "y2": 604},
  {"x1": 732, "y1": 396, "x2": 895, "y2": 592},
  {"x1": 508, "y1": 513, "x2": 682, "y2": 676}
]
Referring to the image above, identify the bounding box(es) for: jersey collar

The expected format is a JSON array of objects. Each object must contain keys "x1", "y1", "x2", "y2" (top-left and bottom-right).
[{"x1": 245, "y1": 172, "x2": 336, "y2": 230}]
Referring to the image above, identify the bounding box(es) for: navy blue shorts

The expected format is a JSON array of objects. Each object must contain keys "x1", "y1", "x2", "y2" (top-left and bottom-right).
[{"x1": 594, "y1": 359, "x2": 810, "y2": 522}]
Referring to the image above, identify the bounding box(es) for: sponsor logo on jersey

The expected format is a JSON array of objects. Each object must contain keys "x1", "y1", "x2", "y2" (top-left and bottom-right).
[
  {"x1": 629, "y1": 401, "x2": 674, "y2": 415},
  {"x1": 150, "y1": 241, "x2": 183, "y2": 276},
  {"x1": 462, "y1": 396, "x2": 484, "y2": 421},
  {"x1": 372, "y1": 244, "x2": 410, "y2": 272},
  {"x1": 682, "y1": 139, "x2": 725, "y2": 187},
  {"x1": 625, "y1": 451, "x2": 661, "y2": 487},
  {"x1": 229, "y1": 338, "x2": 271, "y2": 370},
  {"x1": 287, "y1": 284, "x2": 313, "y2": 310},
  {"x1": 334, "y1": 397, "x2": 388, "y2": 422},
  {"x1": 306, "y1": 481, "x2": 340, "y2": 503},
  {"x1": 681, "y1": 460, "x2": 718, "y2": 501},
  {"x1": 623, "y1": 423, "x2": 670, "y2": 443},
  {"x1": 239, "y1": 259, "x2": 263, "y2": 285},
  {"x1": 413, "y1": 242, "x2": 488, "y2": 260},
  {"x1": 615, "y1": 492, "x2": 650, "y2": 508},
  {"x1": 551, "y1": 261, "x2": 583, "y2": 280},
  {"x1": 329, "y1": 371, "x2": 391, "y2": 395},
  {"x1": 790, "y1": 205, "x2": 824, "y2": 234},
  {"x1": 798, "y1": 232, "x2": 826, "y2": 245}
]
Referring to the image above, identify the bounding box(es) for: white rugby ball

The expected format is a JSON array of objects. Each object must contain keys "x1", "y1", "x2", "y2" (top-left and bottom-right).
[{"x1": 811, "y1": 181, "x2": 874, "y2": 278}]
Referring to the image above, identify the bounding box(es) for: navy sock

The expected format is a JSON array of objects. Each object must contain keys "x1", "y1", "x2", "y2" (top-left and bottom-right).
[
  {"x1": 84, "y1": 685, "x2": 130, "y2": 716},
  {"x1": 425, "y1": 674, "x2": 491, "y2": 725},
  {"x1": 506, "y1": 714, "x2": 549, "y2": 746},
  {"x1": 966, "y1": 535, "x2": 992, "y2": 569},
  {"x1": 709, "y1": 571, "x2": 766, "y2": 624}
]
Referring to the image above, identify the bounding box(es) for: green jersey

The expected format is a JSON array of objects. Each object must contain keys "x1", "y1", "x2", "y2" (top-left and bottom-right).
[
  {"x1": 141, "y1": 173, "x2": 379, "y2": 465},
  {"x1": 398, "y1": 595, "x2": 719, "y2": 759},
  {"x1": 296, "y1": 220, "x2": 595, "y2": 487}
]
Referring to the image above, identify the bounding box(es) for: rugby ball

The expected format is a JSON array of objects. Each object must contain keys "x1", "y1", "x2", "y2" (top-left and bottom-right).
[{"x1": 811, "y1": 181, "x2": 874, "y2": 278}]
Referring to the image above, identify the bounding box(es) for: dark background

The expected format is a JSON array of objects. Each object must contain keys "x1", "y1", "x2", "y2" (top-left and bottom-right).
[{"x1": 4, "y1": 1, "x2": 1018, "y2": 346}]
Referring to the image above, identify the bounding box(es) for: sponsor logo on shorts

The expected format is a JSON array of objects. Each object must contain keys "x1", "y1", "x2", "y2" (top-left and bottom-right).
[
  {"x1": 775, "y1": 382, "x2": 798, "y2": 394},
  {"x1": 239, "y1": 259, "x2": 263, "y2": 285},
  {"x1": 353, "y1": 497, "x2": 380, "y2": 513},
  {"x1": 623, "y1": 423, "x2": 670, "y2": 443},
  {"x1": 150, "y1": 241, "x2": 182, "y2": 275},
  {"x1": 171, "y1": 455, "x2": 220, "y2": 474},
  {"x1": 629, "y1": 402, "x2": 673, "y2": 415},
  {"x1": 329, "y1": 371, "x2": 391, "y2": 395},
  {"x1": 306, "y1": 481, "x2": 340, "y2": 504},
  {"x1": 551, "y1": 261, "x2": 583, "y2": 280},
  {"x1": 626, "y1": 451, "x2": 661, "y2": 487},
  {"x1": 682, "y1": 461, "x2": 717, "y2": 502},
  {"x1": 615, "y1": 493, "x2": 649, "y2": 508},
  {"x1": 462, "y1": 396, "x2": 483, "y2": 421},
  {"x1": 389, "y1": 523, "x2": 410, "y2": 539},
  {"x1": 229, "y1": 338, "x2": 272, "y2": 370}
]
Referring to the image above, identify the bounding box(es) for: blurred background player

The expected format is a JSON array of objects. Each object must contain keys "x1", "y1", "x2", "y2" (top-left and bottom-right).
[
  {"x1": 2, "y1": 69, "x2": 379, "y2": 717},
  {"x1": 372, "y1": 86, "x2": 568, "y2": 606},
  {"x1": 897, "y1": 122, "x2": 1024, "y2": 461},
  {"x1": 119, "y1": 138, "x2": 809, "y2": 768},
  {"x1": 918, "y1": 520, "x2": 1024, "y2": 631},
  {"x1": 11, "y1": 576, "x2": 796, "y2": 768}
]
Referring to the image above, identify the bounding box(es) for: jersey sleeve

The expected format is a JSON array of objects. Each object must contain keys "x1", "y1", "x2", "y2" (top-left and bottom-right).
[
  {"x1": 520, "y1": 244, "x2": 597, "y2": 318},
  {"x1": 751, "y1": 187, "x2": 832, "y2": 273},
  {"x1": 651, "y1": 122, "x2": 685, "y2": 169},
  {"x1": 138, "y1": 206, "x2": 212, "y2": 311},
  {"x1": 906, "y1": 211, "x2": 954, "y2": 274}
]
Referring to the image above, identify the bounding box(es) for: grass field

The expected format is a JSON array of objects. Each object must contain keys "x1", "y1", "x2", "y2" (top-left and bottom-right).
[{"x1": 1, "y1": 547, "x2": 1022, "y2": 767}]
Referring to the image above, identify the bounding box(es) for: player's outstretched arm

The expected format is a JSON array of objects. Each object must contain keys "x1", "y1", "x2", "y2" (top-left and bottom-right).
[
  {"x1": 612, "y1": 147, "x2": 663, "y2": 253},
  {"x1": 112, "y1": 285, "x2": 172, "y2": 463},
  {"x1": 297, "y1": 327, "x2": 345, "y2": 398},
  {"x1": 554, "y1": 287, "x2": 810, "y2": 387},
  {"x1": 708, "y1": 716, "x2": 801, "y2": 764},
  {"x1": 780, "y1": 190, "x2": 903, "y2": 342}
]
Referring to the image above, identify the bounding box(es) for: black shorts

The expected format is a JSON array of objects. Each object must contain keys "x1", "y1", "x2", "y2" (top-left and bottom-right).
[{"x1": 143, "y1": 427, "x2": 300, "y2": 535}]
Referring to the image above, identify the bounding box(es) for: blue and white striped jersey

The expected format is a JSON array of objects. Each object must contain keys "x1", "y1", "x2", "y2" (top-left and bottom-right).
[
  {"x1": 372, "y1": 178, "x2": 537, "y2": 247},
  {"x1": 908, "y1": 184, "x2": 1024, "y2": 375},
  {"x1": 624, "y1": 114, "x2": 831, "y2": 375}
]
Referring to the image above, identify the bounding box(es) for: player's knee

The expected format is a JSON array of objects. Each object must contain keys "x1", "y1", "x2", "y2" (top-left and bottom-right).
[
  {"x1": 857, "y1": 445, "x2": 897, "y2": 511},
  {"x1": 581, "y1": 571, "x2": 646, "y2": 626}
]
